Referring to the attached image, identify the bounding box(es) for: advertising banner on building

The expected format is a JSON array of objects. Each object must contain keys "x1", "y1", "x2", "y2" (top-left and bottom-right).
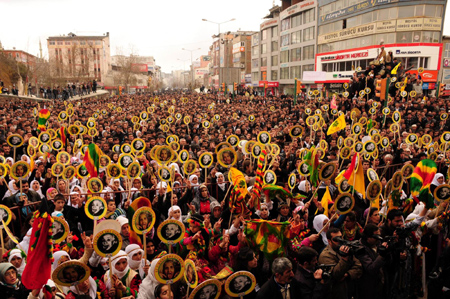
[{"x1": 131, "y1": 64, "x2": 148, "y2": 73}]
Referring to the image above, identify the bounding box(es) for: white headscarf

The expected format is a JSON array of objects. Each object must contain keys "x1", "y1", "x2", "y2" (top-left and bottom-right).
[
  {"x1": 8, "y1": 249, "x2": 26, "y2": 275},
  {"x1": 168, "y1": 205, "x2": 182, "y2": 222},
  {"x1": 69, "y1": 277, "x2": 97, "y2": 299},
  {"x1": 156, "y1": 182, "x2": 167, "y2": 195},
  {"x1": 215, "y1": 172, "x2": 226, "y2": 190},
  {"x1": 169, "y1": 162, "x2": 180, "y2": 175},
  {"x1": 137, "y1": 258, "x2": 160, "y2": 299},
  {"x1": 313, "y1": 214, "x2": 329, "y2": 246},
  {"x1": 18, "y1": 227, "x2": 32, "y2": 255},
  {"x1": 30, "y1": 180, "x2": 45, "y2": 199},
  {"x1": 105, "y1": 251, "x2": 129, "y2": 289},
  {"x1": 125, "y1": 244, "x2": 149, "y2": 279},
  {"x1": 52, "y1": 251, "x2": 70, "y2": 272},
  {"x1": 3, "y1": 180, "x2": 18, "y2": 199},
  {"x1": 39, "y1": 279, "x2": 56, "y2": 299},
  {"x1": 189, "y1": 175, "x2": 199, "y2": 187},
  {"x1": 298, "y1": 181, "x2": 309, "y2": 192},
  {"x1": 432, "y1": 173, "x2": 444, "y2": 186}
]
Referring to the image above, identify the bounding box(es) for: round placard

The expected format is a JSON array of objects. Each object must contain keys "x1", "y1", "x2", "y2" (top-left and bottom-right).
[
  {"x1": 184, "y1": 259, "x2": 198, "y2": 289},
  {"x1": 421, "y1": 134, "x2": 432, "y2": 146},
  {"x1": 227, "y1": 135, "x2": 240, "y2": 147},
  {"x1": 353, "y1": 141, "x2": 363, "y2": 154},
  {"x1": 189, "y1": 279, "x2": 222, "y2": 299},
  {"x1": 380, "y1": 137, "x2": 389, "y2": 148},
  {"x1": 58, "y1": 111, "x2": 69, "y2": 122},
  {"x1": 156, "y1": 146, "x2": 174, "y2": 164},
  {"x1": 224, "y1": 271, "x2": 256, "y2": 298},
  {"x1": 401, "y1": 164, "x2": 414, "y2": 179},
  {"x1": 391, "y1": 171, "x2": 403, "y2": 190},
  {"x1": 319, "y1": 162, "x2": 336, "y2": 181},
  {"x1": 369, "y1": 108, "x2": 377, "y2": 115},
  {"x1": 298, "y1": 161, "x2": 310, "y2": 177},
  {"x1": 107, "y1": 164, "x2": 122, "y2": 178},
  {"x1": 140, "y1": 111, "x2": 149, "y2": 121},
  {"x1": 87, "y1": 177, "x2": 103, "y2": 194},
  {"x1": 334, "y1": 193, "x2": 355, "y2": 215},
  {"x1": 28, "y1": 137, "x2": 39, "y2": 150},
  {"x1": 127, "y1": 162, "x2": 141, "y2": 179},
  {"x1": 51, "y1": 139, "x2": 63, "y2": 152},
  {"x1": 257, "y1": 131, "x2": 271, "y2": 145},
  {"x1": 251, "y1": 143, "x2": 263, "y2": 159},
  {"x1": 392, "y1": 111, "x2": 401, "y2": 123},
  {"x1": 217, "y1": 147, "x2": 237, "y2": 168},
  {"x1": 52, "y1": 260, "x2": 91, "y2": 287},
  {"x1": 157, "y1": 219, "x2": 186, "y2": 244},
  {"x1": 352, "y1": 123, "x2": 362, "y2": 136},
  {"x1": 131, "y1": 138, "x2": 146, "y2": 152},
  {"x1": 0, "y1": 163, "x2": 7, "y2": 179},
  {"x1": 56, "y1": 151, "x2": 70, "y2": 165},
  {"x1": 344, "y1": 137, "x2": 354, "y2": 148},
  {"x1": 263, "y1": 170, "x2": 277, "y2": 185},
  {"x1": 382, "y1": 107, "x2": 390, "y2": 115},
  {"x1": 340, "y1": 147, "x2": 351, "y2": 159},
  {"x1": 85, "y1": 196, "x2": 107, "y2": 219},
  {"x1": 202, "y1": 120, "x2": 211, "y2": 129},
  {"x1": 441, "y1": 113, "x2": 448, "y2": 121},
  {"x1": 86, "y1": 120, "x2": 96, "y2": 129},
  {"x1": 62, "y1": 166, "x2": 76, "y2": 181},
  {"x1": 337, "y1": 136, "x2": 344, "y2": 149},
  {"x1": 112, "y1": 144, "x2": 121, "y2": 154},
  {"x1": 118, "y1": 154, "x2": 135, "y2": 169},
  {"x1": 78, "y1": 126, "x2": 87, "y2": 136},
  {"x1": 434, "y1": 184, "x2": 450, "y2": 202},
  {"x1": 244, "y1": 141, "x2": 255, "y2": 156},
  {"x1": 184, "y1": 116, "x2": 191, "y2": 124},
  {"x1": 38, "y1": 143, "x2": 51, "y2": 156},
  {"x1": 306, "y1": 116, "x2": 317, "y2": 127},
  {"x1": 7, "y1": 134, "x2": 24, "y2": 148},
  {"x1": 154, "y1": 254, "x2": 185, "y2": 285},
  {"x1": 338, "y1": 179, "x2": 351, "y2": 193},
  {"x1": 248, "y1": 115, "x2": 255, "y2": 122},
  {"x1": 441, "y1": 132, "x2": 450, "y2": 143},
  {"x1": 364, "y1": 140, "x2": 377, "y2": 153},
  {"x1": 216, "y1": 142, "x2": 233, "y2": 155},
  {"x1": 288, "y1": 173, "x2": 296, "y2": 190},
  {"x1": 0, "y1": 205, "x2": 12, "y2": 228},
  {"x1": 366, "y1": 180, "x2": 382, "y2": 202},
  {"x1": 93, "y1": 229, "x2": 122, "y2": 257},
  {"x1": 366, "y1": 168, "x2": 379, "y2": 182},
  {"x1": 98, "y1": 155, "x2": 110, "y2": 170},
  {"x1": 77, "y1": 164, "x2": 89, "y2": 178},
  {"x1": 88, "y1": 128, "x2": 98, "y2": 137},
  {"x1": 67, "y1": 125, "x2": 79, "y2": 136},
  {"x1": 132, "y1": 206, "x2": 156, "y2": 234},
  {"x1": 178, "y1": 150, "x2": 189, "y2": 163},
  {"x1": 289, "y1": 126, "x2": 303, "y2": 138},
  {"x1": 183, "y1": 160, "x2": 197, "y2": 175},
  {"x1": 199, "y1": 152, "x2": 214, "y2": 169},
  {"x1": 27, "y1": 145, "x2": 36, "y2": 159},
  {"x1": 52, "y1": 216, "x2": 69, "y2": 244},
  {"x1": 157, "y1": 166, "x2": 172, "y2": 182},
  {"x1": 10, "y1": 161, "x2": 30, "y2": 180}
]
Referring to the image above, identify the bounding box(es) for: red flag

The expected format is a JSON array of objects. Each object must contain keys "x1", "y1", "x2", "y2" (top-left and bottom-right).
[{"x1": 343, "y1": 153, "x2": 358, "y2": 180}]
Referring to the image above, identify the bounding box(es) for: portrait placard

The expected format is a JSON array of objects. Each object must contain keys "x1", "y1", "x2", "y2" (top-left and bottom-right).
[
  {"x1": 93, "y1": 229, "x2": 122, "y2": 257},
  {"x1": 85, "y1": 196, "x2": 107, "y2": 219},
  {"x1": 132, "y1": 206, "x2": 156, "y2": 234},
  {"x1": 224, "y1": 271, "x2": 256, "y2": 297},
  {"x1": 11, "y1": 161, "x2": 30, "y2": 180},
  {"x1": 217, "y1": 148, "x2": 237, "y2": 168},
  {"x1": 52, "y1": 261, "x2": 90, "y2": 287},
  {"x1": 0, "y1": 205, "x2": 12, "y2": 228},
  {"x1": 334, "y1": 193, "x2": 354, "y2": 215},
  {"x1": 52, "y1": 216, "x2": 69, "y2": 244},
  {"x1": 189, "y1": 279, "x2": 222, "y2": 299},
  {"x1": 157, "y1": 219, "x2": 185, "y2": 244}
]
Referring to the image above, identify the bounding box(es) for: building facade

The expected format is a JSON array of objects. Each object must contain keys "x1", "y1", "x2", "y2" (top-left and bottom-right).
[
  {"x1": 315, "y1": 0, "x2": 446, "y2": 93},
  {"x1": 251, "y1": 1, "x2": 318, "y2": 95},
  {"x1": 47, "y1": 32, "x2": 111, "y2": 84}
]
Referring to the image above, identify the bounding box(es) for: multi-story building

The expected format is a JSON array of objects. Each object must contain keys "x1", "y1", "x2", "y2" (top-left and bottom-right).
[
  {"x1": 47, "y1": 32, "x2": 111, "y2": 84},
  {"x1": 2, "y1": 48, "x2": 37, "y2": 67},
  {"x1": 442, "y1": 36, "x2": 450, "y2": 87},
  {"x1": 315, "y1": 0, "x2": 446, "y2": 94},
  {"x1": 231, "y1": 31, "x2": 256, "y2": 88}
]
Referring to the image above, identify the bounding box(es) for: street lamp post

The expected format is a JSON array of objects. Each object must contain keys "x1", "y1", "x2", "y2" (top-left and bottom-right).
[
  {"x1": 182, "y1": 48, "x2": 201, "y2": 90},
  {"x1": 202, "y1": 18, "x2": 235, "y2": 93}
]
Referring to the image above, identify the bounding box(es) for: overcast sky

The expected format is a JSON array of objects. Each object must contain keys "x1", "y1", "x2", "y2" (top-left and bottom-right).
[{"x1": 1, "y1": 0, "x2": 449, "y2": 73}]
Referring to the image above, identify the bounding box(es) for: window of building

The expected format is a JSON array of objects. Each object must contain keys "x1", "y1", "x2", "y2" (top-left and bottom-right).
[
  {"x1": 302, "y1": 64, "x2": 314, "y2": 76},
  {"x1": 80, "y1": 41, "x2": 86, "y2": 45},
  {"x1": 398, "y1": 6, "x2": 415, "y2": 19},
  {"x1": 290, "y1": 65, "x2": 301, "y2": 79},
  {"x1": 304, "y1": 8, "x2": 315, "y2": 23},
  {"x1": 419, "y1": 57, "x2": 429, "y2": 69},
  {"x1": 397, "y1": 32, "x2": 413, "y2": 43},
  {"x1": 252, "y1": 72, "x2": 259, "y2": 81},
  {"x1": 291, "y1": 48, "x2": 301, "y2": 62},
  {"x1": 271, "y1": 70, "x2": 278, "y2": 81},
  {"x1": 281, "y1": 18, "x2": 290, "y2": 31},
  {"x1": 280, "y1": 67, "x2": 289, "y2": 79},
  {"x1": 262, "y1": 29, "x2": 267, "y2": 40},
  {"x1": 49, "y1": 41, "x2": 55, "y2": 45},
  {"x1": 346, "y1": 15, "x2": 360, "y2": 28},
  {"x1": 271, "y1": 26, "x2": 278, "y2": 38},
  {"x1": 252, "y1": 34, "x2": 260, "y2": 46},
  {"x1": 271, "y1": 55, "x2": 278, "y2": 66},
  {"x1": 303, "y1": 27, "x2": 315, "y2": 42},
  {"x1": 261, "y1": 44, "x2": 267, "y2": 54},
  {"x1": 252, "y1": 46, "x2": 258, "y2": 56},
  {"x1": 281, "y1": 35, "x2": 290, "y2": 47},
  {"x1": 261, "y1": 57, "x2": 267, "y2": 67},
  {"x1": 280, "y1": 50, "x2": 289, "y2": 63},
  {"x1": 95, "y1": 41, "x2": 101, "y2": 45},
  {"x1": 57, "y1": 41, "x2": 63, "y2": 45},
  {"x1": 292, "y1": 14, "x2": 302, "y2": 28},
  {"x1": 271, "y1": 41, "x2": 278, "y2": 52},
  {"x1": 252, "y1": 59, "x2": 259, "y2": 68},
  {"x1": 65, "y1": 41, "x2": 71, "y2": 45},
  {"x1": 303, "y1": 45, "x2": 314, "y2": 60},
  {"x1": 291, "y1": 30, "x2": 301, "y2": 44},
  {"x1": 445, "y1": 43, "x2": 450, "y2": 58}
]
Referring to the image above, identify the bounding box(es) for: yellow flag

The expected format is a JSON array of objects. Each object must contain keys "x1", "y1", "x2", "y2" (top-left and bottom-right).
[
  {"x1": 400, "y1": 77, "x2": 408, "y2": 92},
  {"x1": 229, "y1": 167, "x2": 248, "y2": 198},
  {"x1": 327, "y1": 113, "x2": 346, "y2": 135},
  {"x1": 335, "y1": 170, "x2": 345, "y2": 185},
  {"x1": 347, "y1": 154, "x2": 366, "y2": 198},
  {"x1": 317, "y1": 186, "x2": 333, "y2": 217},
  {"x1": 391, "y1": 62, "x2": 401, "y2": 75}
]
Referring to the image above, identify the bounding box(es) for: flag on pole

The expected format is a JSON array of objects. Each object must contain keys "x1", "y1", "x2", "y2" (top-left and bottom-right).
[
  {"x1": 391, "y1": 62, "x2": 401, "y2": 75},
  {"x1": 38, "y1": 109, "x2": 50, "y2": 132},
  {"x1": 57, "y1": 127, "x2": 68, "y2": 147},
  {"x1": 410, "y1": 159, "x2": 437, "y2": 208},
  {"x1": 304, "y1": 147, "x2": 319, "y2": 187},
  {"x1": 82, "y1": 143, "x2": 104, "y2": 177},
  {"x1": 327, "y1": 113, "x2": 346, "y2": 135},
  {"x1": 317, "y1": 186, "x2": 334, "y2": 217},
  {"x1": 344, "y1": 153, "x2": 366, "y2": 198}
]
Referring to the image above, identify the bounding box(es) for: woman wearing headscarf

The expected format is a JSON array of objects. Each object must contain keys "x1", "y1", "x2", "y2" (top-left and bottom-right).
[
  {"x1": 66, "y1": 275, "x2": 110, "y2": 299},
  {"x1": 300, "y1": 214, "x2": 329, "y2": 253},
  {"x1": 2, "y1": 180, "x2": 18, "y2": 200},
  {"x1": 125, "y1": 244, "x2": 150, "y2": 280},
  {"x1": 30, "y1": 180, "x2": 44, "y2": 199},
  {"x1": 103, "y1": 250, "x2": 141, "y2": 298},
  {"x1": 0, "y1": 262, "x2": 32, "y2": 298},
  {"x1": 431, "y1": 173, "x2": 444, "y2": 202},
  {"x1": 137, "y1": 258, "x2": 160, "y2": 299},
  {"x1": 190, "y1": 184, "x2": 219, "y2": 216},
  {"x1": 6, "y1": 249, "x2": 26, "y2": 276}
]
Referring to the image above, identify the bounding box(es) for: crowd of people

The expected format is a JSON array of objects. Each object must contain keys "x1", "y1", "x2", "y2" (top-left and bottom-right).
[{"x1": 0, "y1": 69, "x2": 449, "y2": 299}]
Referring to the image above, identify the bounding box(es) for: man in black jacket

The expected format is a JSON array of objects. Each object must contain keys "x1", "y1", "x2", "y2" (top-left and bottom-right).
[
  {"x1": 256, "y1": 257, "x2": 302, "y2": 299},
  {"x1": 295, "y1": 246, "x2": 330, "y2": 299}
]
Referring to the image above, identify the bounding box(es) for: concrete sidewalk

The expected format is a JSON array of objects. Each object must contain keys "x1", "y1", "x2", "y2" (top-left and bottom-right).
[{"x1": 0, "y1": 90, "x2": 109, "y2": 102}]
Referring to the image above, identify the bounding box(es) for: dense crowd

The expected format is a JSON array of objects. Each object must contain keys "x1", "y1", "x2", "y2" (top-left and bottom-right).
[{"x1": 0, "y1": 64, "x2": 449, "y2": 299}]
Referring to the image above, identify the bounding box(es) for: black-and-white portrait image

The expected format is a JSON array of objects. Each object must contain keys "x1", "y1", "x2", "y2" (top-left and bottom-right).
[
  {"x1": 353, "y1": 125, "x2": 361, "y2": 135},
  {"x1": 264, "y1": 171, "x2": 275, "y2": 184},
  {"x1": 112, "y1": 145, "x2": 120, "y2": 153},
  {"x1": 354, "y1": 142, "x2": 363, "y2": 153},
  {"x1": 141, "y1": 112, "x2": 148, "y2": 120},
  {"x1": 87, "y1": 121, "x2": 95, "y2": 128},
  {"x1": 201, "y1": 154, "x2": 212, "y2": 167},
  {"x1": 8, "y1": 135, "x2": 22, "y2": 147},
  {"x1": 289, "y1": 174, "x2": 296, "y2": 189},
  {"x1": 122, "y1": 144, "x2": 132, "y2": 153},
  {"x1": 252, "y1": 145, "x2": 261, "y2": 157},
  {"x1": 367, "y1": 169, "x2": 378, "y2": 182},
  {"x1": 119, "y1": 155, "x2": 133, "y2": 168},
  {"x1": 228, "y1": 136, "x2": 238, "y2": 146},
  {"x1": 79, "y1": 126, "x2": 86, "y2": 135},
  {"x1": 87, "y1": 198, "x2": 105, "y2": 216},
  {"x1": 320, "y1": 163, "x2": 335, "y2": 180},
  {"x1": 161, "y1": 222, "x2": 182, "y2": 241},
  {"x1": 291, "y1": 126, "x2": 302, "y2": 137},
  {"x1": 229, "y1": 275, "x2": 252, "y2": 294},
  {"x1": 435, "y1": 185, "x2": 450, "y2": 202},
  {"x1": 336, "y1": 194, "x2": 353, "y2": 212},
  {"x1": 259, "y1": 132, "x2": 270, "y2": 144},
  {"x1": 98, "y1": 233, "x2": 119, "y2": 254},
  {"x1": 167, "y1": 136, "x2": 175, "y2": 144},
  {"x1": 133, "y1": 140, "x2": 144, "y2": 151},
  {"x1": 60, "y1": 112, "x2": 67, "y2": 120},
  {"x1": 203, "y1": 121, "x2": 210, "y2": 128},
  {"x1": 299, "y1": 162, "x2": 309, "y2": 176},
  {"x1": 393, "y1": 112, "x2": 400, "y2": 122},
  {"x1": 338, "y1": 137, "x2": 343, "y2": 148},
  {"x1": 193, "y1": 282, "x2": 219, "y2": 299},
  {"x1": 0, "y1": 206, "x2": 9, "y2": 223},
  {"x1": 443, "y1": 133, "x2": 450, "y2": 143},
  {"x1": 365, "y1": 141, "x2": 376, "y2": 153},
  {"x1": 40, "y1": 133, "x2": 50, "y2": 143},
  {"x1": 160, "y1": 167, "x2": 171, "y2": 181},
  {"x1": 52, "y1": 218, "x2": 67, "y2": 243},
  {"x1": 53, "y1": 140, "x2": 63, "y2": 150},
  {"x1": 180, "y1": 151, "x2": 188, "y2": 162},
  {"x1": 78, "y1": 165, "x2": 88, "y2": 178},
  {"x1": 408, "y1": 134, "x2": 417, "y2": 143},
  {"x1": 339, "y1": 180, "x2": 350, "y2": 193},
  {"x1": 381, "y1": 138, "x2": 389, "y2": 147}
]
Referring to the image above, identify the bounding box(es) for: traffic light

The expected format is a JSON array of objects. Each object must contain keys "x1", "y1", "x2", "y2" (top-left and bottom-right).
[
  {"x1": 375, "y1": 79, "x2": 387, "y2": 100},
  {"x1": 233, "y1": 82, "x2": 237, "y2": 91},
  {"x1": 438, "y1": 83, "x2": 444, "y2": 98},
  {"x1": 296, "y1": 79, "x2": 302, "y2": 94},
  {"x1": 221, "y1": 83, "x2": 225, "y2": 92}
]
